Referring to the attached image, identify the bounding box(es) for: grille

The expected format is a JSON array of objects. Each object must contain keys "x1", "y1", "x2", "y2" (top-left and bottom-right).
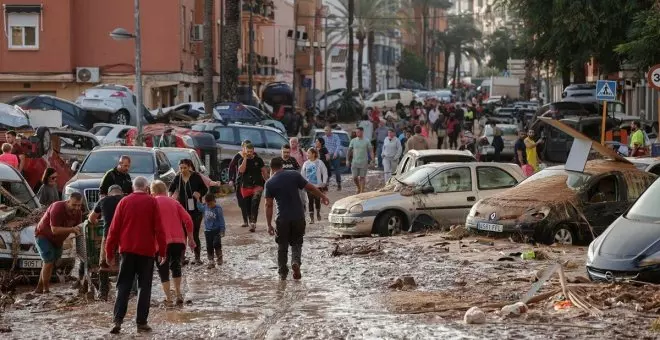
[
  {"x1": 84, "y1": 189, "x2": 100, "y2": 210},
  {"x1": 332, "y1": 208, "x2": 347, "y2": 215}
]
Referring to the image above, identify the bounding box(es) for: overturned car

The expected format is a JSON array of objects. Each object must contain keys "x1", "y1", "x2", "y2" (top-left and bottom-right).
[
  {"x1": 466, "y1": 160, "x2": 657, "y2": 245},
  {"x1": 0, "y1": 163, "x2": 75, "y2": 276}
]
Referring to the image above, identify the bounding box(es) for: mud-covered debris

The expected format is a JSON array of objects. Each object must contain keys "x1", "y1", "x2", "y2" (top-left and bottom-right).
[
  {"x1": 464, "y1": 306, "x2": 486, "y2": 324},
  {"x1": 388, "y1": 276, "x2": 417, "y2": 290},
  {"x1": 0, "y1": 325, "x2": 11, "y2": 333},
  {"x1": 443, "y1": 225, "x2": 470, "y2": 240},
  {"x1": 534, "y1": 249, "x2": 551, "y2": 260},
  {"x1": 652, "y1": 318, "x2": 660, "y2": 332},
  {"x1": 331, "y1": 241, "x2": 382, "y2": 257},
  {"x1": 501, "y1": 302, "x2": 528, "y2": 317},
  {"x1": 474, "y1": 239, "x2": 494, "y2": 246},
  {"x1": 567, "y1": 276, "x2": 591, "y2": 284}
]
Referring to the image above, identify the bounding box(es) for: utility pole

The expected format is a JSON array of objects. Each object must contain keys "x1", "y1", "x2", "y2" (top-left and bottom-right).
[
  {"x1": 134, "y1": 0, "x2": 143, "y2": 145},
  {"x1": 248, "y1": 0, "x2": 254, "y2": 98},
  {"x1": 324, "y1": 13, "x2": 328, "y2": 112},
  {"x1": 218, "y1": 0, "x2": 224, "y2": 101},
  {"x1": 312, "y1": 9, "x2": 318, "y2": 111},
  {"x1": 292, "y1": 1, "x2": 298, "y2": 111}
]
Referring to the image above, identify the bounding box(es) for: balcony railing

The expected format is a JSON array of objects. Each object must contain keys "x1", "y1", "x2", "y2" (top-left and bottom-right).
[
  {"x1": 240, "y1": 54, "x2": 279, "y2": 76},
  {"x1": 242, "y1": 0, "x2": 275, "y2": 21}
]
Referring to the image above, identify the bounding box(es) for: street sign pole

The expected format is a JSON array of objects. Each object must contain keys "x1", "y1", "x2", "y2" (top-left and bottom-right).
[
  {"x1": 647, "y1": 64, "x2": 660, "y2": 143},
  {"x1": 596, "y1": 80, "x2": 617, "y2": 145}
]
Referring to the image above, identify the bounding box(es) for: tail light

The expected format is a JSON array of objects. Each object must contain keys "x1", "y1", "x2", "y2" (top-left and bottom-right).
[{"x1": 110, "y1": 91, "x2": 127, "y2": 98}]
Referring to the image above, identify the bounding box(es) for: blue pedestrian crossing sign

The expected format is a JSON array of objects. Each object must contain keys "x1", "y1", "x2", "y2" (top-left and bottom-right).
[{"x1": 596, "y1": 80, "x2": 616, "y2": 101}]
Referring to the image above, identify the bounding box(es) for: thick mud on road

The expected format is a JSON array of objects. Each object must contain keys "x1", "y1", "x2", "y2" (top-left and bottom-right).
[{"x1": 2, "y1": 174, "x2": 659, "y2": 339}]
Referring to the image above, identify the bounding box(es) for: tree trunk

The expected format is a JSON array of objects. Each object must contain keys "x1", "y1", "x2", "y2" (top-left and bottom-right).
[
  {"x1": 572, "y1": 63, "x2": 587, "y2": 84},
  {"x1": 452, "y1": 50, "x2": 461, "y2": 89},
  {"x1": 368, "y1": 31, "x2": 376, "y2": 92},
  {"x1": 422, "y1": 10, "x2": 428, "y2": 86},
  {"x1": 346, "y1": 0, "x2": 355, "y2": 93},
  {"x1": 203, "y1": 0, "x2": 214, "y2": 114},
  {"x1": 442, "y1": 48, "x2": 450, "y2": 88},
  {"x1": 357, "y1": 34, "x2": 365, "y2": 93},
  {"x1": 222, "y1": 0, "x2": 240, "y2": 101},
  {"x1": 560, "y1": 63, "x2": 571, "y2": 89}
]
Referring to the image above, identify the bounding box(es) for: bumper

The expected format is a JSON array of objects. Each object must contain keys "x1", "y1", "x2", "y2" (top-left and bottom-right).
[
  {"x1": 0, "y1": 256, "x2": 75, "y2": 277},
  {"x1": 466, "y1": 217, "x2": 538, "y2": 237},
  {"x1": 328, "y1": 213, "x2": 376, "y2": 236},
  {"x1": 586, "y1": 265, "x2": 660, "y2": 283}
]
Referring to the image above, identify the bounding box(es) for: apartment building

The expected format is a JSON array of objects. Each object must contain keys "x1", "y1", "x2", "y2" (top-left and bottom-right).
[{"x1": 401, "y1": 5, "x2": 448, "y2": 89}]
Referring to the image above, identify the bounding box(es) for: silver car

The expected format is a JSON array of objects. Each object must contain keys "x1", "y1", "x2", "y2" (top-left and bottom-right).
[
  {"x1": 478, "y1": 124, "x2": 519, "y2": 161},
  {"x1": 160, "y1": 147, "x2": 209, "y2": 176},
  {"x1": 76, "y1": 84, "x2": 151, "y2": 125},
  {"x1": 328, "y1": 162, "x2": 525, "y2": 237}
]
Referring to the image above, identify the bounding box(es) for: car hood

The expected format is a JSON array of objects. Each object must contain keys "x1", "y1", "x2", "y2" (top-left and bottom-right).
[
  {"x1": 0, "y1": 225, "x2": 36, "y2": 245},
  {"x1": 593, "y1": 217, "x2": 660, "y2": 258},
  {"x1": 334, "y1": 190, "x2": 399, "y2": 210},
  {"x1": 67, "y1": 172, "x2": 155, "y2": 189}
]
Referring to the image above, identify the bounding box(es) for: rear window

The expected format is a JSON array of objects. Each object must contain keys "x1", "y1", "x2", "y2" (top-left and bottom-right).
[
  {"x1": 90, "y1": 126, "x2": 112, "y2": 137},
  {"x1": 417, "y1": 154, "x2": 476, "y2": 165},
  {"x1": 6, "y1": 97, "x2": 34, "y2": 107}
]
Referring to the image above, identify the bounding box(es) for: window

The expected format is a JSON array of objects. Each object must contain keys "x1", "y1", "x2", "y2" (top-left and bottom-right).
[
  {"x1": 117, "y1": 128, "x2": 130, "y2": 139},
  {"x1": 7, "y1": 13, "x2": 39, "y2": 49},
  {"x1": 81, "y1": 151, "x2": 155, "y2": 174},
  {"x1": 477, "y1": 167, "x2": 517, "y2": 190},
  {"x1": 587, "y1": 175, "x2": 619, "y2": 203},
  {"x1": 51, "y1": 99, "x2": 76, "y2": 117},
  {"x1": 89, "y1": 126, "x2": 112, "y2": 137},
  {"x1": 389, "y1": 92, "x2": 401, "y2": 100},
  {"x1": 265, "y1": 130, "x2": 287, "y2": 149},
  {"x1": 373, "y1": 94, "x2": 385, "y2": 102},
  {"x1": 238, "y1": 128, "x2": 265, "y2": 148},
  {"x1": 650, "y1": 165, "x2": 660, "y2": 176},
  {"x1": 213, "y1": 126, "x2": 237, "y2": 145},
  {"x1": 156, "y1": 151, "x2": 172, "y2": 170},
  {"x1": 429, "y1": 167, "x2": 472, "y2": 193}
]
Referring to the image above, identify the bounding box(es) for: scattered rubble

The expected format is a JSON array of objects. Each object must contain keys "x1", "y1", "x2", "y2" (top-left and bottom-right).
[
  {"x1": 331, "y1": 241, "x2": 382, "y2": 257},
  {"x1": 501, "y1": 302, "x2": 528, "y2": 317},
  {"x1": 464, "y1": 307, "x2": 486, "y2": 324},
  {"x1": 443, "y1": 225, "x2": 470, "y2": 240},
  {"x1": 388, "y1": 276, "x2": 417, "y2": 290}
]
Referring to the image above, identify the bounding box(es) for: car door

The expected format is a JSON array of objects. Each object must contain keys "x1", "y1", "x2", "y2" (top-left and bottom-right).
[
  {"x1": 581, "y1": 174, "x2": 630, "y2": 235},
  {"x1": 387, "y1": 92, "x2": 401, "y2": 108},
  {"x1": 237, "y1": 127, "x2": 268, "y2": 157},
  {"x1": 423, "y1": 167, "x2": 477, "y2": 225},
  {"x1": 264, "y1": 130, "x2": 288, "y2": 156},
  {"x1": 155, "y1": 151, "x2": 176, "y2": 185},
  {"x1": 213, "y1": 125, "x2": 241, "y2": 160},
  {"x1": 475, "y1": 165, "x2": 519, "y2": 200}
]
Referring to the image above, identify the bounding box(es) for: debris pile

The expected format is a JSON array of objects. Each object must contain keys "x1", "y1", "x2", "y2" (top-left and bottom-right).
[
  {"x1": 443, "y1": 225, "x2": 470, "y2": 240},
  {"x1": 388, "y1": 276, "x2": 417, "y2": 290},
  {"x1": 331, "y1": 241, "x2": 382, "y2": 257},
  {"x1": 2, "y1": 207, "x2": 46, "y2": 230}
]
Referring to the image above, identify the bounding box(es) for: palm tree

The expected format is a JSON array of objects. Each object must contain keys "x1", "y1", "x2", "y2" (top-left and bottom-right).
[
  {"x1": 203, "y1": 0, "x2": 214, "y2": 114},
  {"x1": 221, "y1": 0, "x2": 240, "y2": 101},
  {"x1": 346, "y1": 0, "x2": 355, "y2": 92},
  {"x1": 434, "y1": 14, "x2": 482, "y2": 88}
]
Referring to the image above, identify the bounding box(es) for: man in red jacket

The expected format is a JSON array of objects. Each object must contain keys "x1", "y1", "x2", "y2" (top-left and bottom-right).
[{"x1": 105, "y1": 176, "x2": 167, "y2": 334}]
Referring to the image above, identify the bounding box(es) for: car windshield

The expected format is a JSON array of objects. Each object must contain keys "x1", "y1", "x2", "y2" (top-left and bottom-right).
[
  {"x1": 398, "y1": 166, "x2": 436, "y2": 186},
  {"x1": 416, "y1": 155, "x2": 475, "y2": 165},
  {"x1": 626, "y1": 178, "x2": 660, "y2": 222},
  {"x1": 163, "y1": 150, "x2": 193, "y2": 168},
  {"x1": 521, "y1": 169, "x2": 592, "y2": 189},
  {"x1": 80, "y1": 151, "x2": 154, "y2": 174},
  {"x1": 0, "y1": 180, "x2": 38, "y2": 211}
]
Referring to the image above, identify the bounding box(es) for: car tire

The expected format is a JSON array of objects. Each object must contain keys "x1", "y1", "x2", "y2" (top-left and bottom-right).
[
  {"x1": 547, "y1": 224, "x2": 575, "y2": 245},
  {"x1": 112, "y1": 110, "x2": 130, "y2": 125},
  {"x1": 35, "y1": 126, "x2": 51, "y2": 155},
  {"x1": 374, "y1": 210, "x2": 404, "y2": 237},
  {"x1": 219, "y1": 159, "x2": 231, "y2": 184}
]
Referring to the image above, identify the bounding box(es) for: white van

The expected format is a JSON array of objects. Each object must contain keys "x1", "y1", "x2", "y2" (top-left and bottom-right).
[{"x1": 363, "y1": 89, "x2": 414, "y2": 113}]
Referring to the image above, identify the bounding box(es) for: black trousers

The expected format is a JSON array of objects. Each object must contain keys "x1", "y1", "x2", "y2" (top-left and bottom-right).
[
  {"x1": 244, "y1": 190, "x2": 263, "y2": 224},
  {"x1": 437, "y1": 136, "x2": 445, "y2": 149},
  {"x1": 204, "y1": 229, "x2": 222, "y2": 259},
  {"x1": 189, "y1": 212, "x2": 203, "y2": 260},
  {"x1": 307, "y1": 192, "x2": 320, "y2": 214},
  {"x1": 157, "y1": 243, "x2": 185, "y2": 283},
  {"x1": 235, "y1": 187, "x2": 249, "y2": 224},
  {"x1": 113, "y1": 253, "x2": 154, "y2": 325},
  {"x1": 275, "y1": 219, "x2": 306, "y2": 275},
  {"x1": 449, "y1": 132, "x2": 459, "y2": 149}
]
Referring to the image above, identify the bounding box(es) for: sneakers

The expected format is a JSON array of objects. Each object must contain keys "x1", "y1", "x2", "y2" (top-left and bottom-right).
[
  {"x1": 309, "y1": 213, "x2": 315, "y2": 224},
  {"x1": 110, "y1": 323, "x2": 121, "y2": 334},
  {"x1": 207, "y1": 261, "x2": 215, "y2": 269},
  {"x1": 249, "y1": 223, "x2": 256, "y2": 232},
  {"x1": 292, "y1": 263, "x2": 302, "y2": 280},
  {"x1": 316, "y1": 212, "x2": 322, "y2": 221},
  {"x1": 216, "y1": 254, "x2": 223, "y2": 265},
  {"x1": 137, "y1": 323, "x2": 152, "y2": 333}
]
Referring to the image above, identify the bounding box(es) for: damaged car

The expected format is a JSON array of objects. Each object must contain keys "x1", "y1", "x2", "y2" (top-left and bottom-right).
[
  {"x1": 586, "y1": 176, "x2": 660, "y2": 283},
  {"x1": 466, "y1": 160, "x2": 657, "y2": 245},
  {"x1": 329, "y1": 162, "x2": 524, "y2": 237},
  {"x1": 0, "y1": 163, "x2": 75, "y2": 276}
]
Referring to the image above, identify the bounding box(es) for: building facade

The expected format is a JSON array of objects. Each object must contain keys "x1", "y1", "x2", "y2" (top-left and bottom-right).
[{"x1": 401, "y1": 5, "x2": 447, "y2": 89}]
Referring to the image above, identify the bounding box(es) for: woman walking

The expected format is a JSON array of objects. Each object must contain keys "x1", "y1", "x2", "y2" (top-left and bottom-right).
[
  {"x1": 229, "y1": 140, "x2": 251, "y2": 228},
  {"x1": 151, "y1": 180, "x2": 195, "y2": 306},
  {"x1": 169, "y1": 159, "x2": 208, "y2": 264},
  {"x1": 315, "y1": 137, "x2": 330, "y2": 181},
  {"x1": 301, "y1": 148, "x2": 328, "y2": 223},
  {"x1": 36, "y1": 167, "x2": 59, "y2": 206},
  {"x1": 238, "y1": 143, "x2": 268, "y2": 232}
]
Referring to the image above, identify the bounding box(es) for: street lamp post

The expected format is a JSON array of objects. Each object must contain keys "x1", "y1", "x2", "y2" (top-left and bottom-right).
[{"x1": 110, "y1": 0, "x2": 143, "y2": 146}]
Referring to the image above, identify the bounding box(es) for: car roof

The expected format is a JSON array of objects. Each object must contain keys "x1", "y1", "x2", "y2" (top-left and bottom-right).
[
  {"x1": 406, "y1": 149, "x2": 475, "y2": 158},
  {"x1": 196, "y1": 122, "x2": 282, "y2": 133},
  {"x1": 93, "y1": 146, "x2": 156, "y2": 153}
]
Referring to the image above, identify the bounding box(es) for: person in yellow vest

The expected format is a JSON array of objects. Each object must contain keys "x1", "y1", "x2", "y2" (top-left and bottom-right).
[
  {"x1": 629, "y1": 121, "x2": 648, "y2": 157},
  {"x1": 524, "y1": 129, "x2": 544, "y2": 172}
]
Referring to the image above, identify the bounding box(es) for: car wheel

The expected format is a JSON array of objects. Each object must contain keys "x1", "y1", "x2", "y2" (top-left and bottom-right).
[
  {"x1": 548, "y1": 224, "x2": 575, "y2": 245},
  {"x1": 219, "y1": 160, "x2": 231, "y2": 184},
  {"x1": 112, "y1": 110, "x2": 130, "y2": 125},
  {"x1": 374, "y1": 210, "x2": 404, "y2": 237},
  {"x1": 35, "y1": 126, "x2": 51, "y2": 155}
]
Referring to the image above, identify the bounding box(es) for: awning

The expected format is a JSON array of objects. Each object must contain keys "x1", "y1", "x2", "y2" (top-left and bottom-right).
[{"x1": 4, "y1": 4, "x2": 43, "y2": 13}]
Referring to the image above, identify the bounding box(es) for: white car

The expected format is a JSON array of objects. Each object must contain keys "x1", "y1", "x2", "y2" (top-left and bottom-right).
[
  {"x1": 364, "y1": 89, "x2": 414, "y2": 112},
  {"x1": 88, "y1": 123, "x2": 133, "y2": 146},
  {"x1": 76, "y1": 84, "x2": 152, "y2": 125},
  {"x1": 0, "y1": 163, "x2": 75, "y2": 276}
]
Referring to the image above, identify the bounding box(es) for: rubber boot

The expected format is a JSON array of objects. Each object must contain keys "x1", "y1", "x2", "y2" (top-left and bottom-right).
[
  {"x1": 309, "y1": 212, "x2": 315, "y2": 224},
  {"x1": 216, "y1": 250, "x2": 223, "y2": 265}
]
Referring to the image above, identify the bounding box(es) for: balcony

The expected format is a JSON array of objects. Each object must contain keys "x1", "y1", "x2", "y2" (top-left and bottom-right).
[
  {"x1": 240, "y1": 54, "x2": 280, "y2": 77},
  {"x1": 241, "y1": 0, "x2": 275, "y2": 25}
]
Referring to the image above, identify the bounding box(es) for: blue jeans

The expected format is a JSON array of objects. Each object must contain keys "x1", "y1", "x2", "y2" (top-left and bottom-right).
[
  {"x1": 328, "y1": 158, "x2": 342, "y2": 186},
  {"x1": 376, "y1": 142, "x2": 384, "y2": 168}
]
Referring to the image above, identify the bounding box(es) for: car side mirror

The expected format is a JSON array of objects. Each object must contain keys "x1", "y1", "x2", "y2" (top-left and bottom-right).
[
  {"x1": 71, "y1": 161, "x2": 80, "y2": 172},
  {"x1": 421, "y1": 186, "x2": 434, "y2": 194}
]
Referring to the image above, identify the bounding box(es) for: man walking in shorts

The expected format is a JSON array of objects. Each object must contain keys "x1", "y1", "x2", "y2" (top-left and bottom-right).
[
  {"x1": 265, "y1": 157, "x2": 329, "y2": 280},
  {"x1": 347, "y1": 127, "x2": 374, "y2": 194}
]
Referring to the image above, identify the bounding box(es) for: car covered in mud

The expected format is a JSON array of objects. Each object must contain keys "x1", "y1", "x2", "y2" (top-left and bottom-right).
[
  {"x1": 626, "y1": 157, "x2": 660, "y2": 175},
  {"x1": 329, "y1": 162, "x2": 525, "y2": 236},
  {"x1": 586, "y1": 176, "x2": 660, "y2": 283},
  {"x1": 0, "y1": 163, "x2": 75, "y2": 276},
  {"x1": 466, "y1": 160, "x2": 657, "y2": 245}
]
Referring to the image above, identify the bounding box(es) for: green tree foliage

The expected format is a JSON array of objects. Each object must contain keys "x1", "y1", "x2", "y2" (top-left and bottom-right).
[
  {"x1": 433, "y1": 14, "x2": 482, "y2": 87},
  {"x1": 615, "y1": 7, "x2": 660, "y2": 70},
  {"x1": 485, "y1": 27, "x2": 523, "y2": 71},
  {"x1": 397, "y1": 49, "x2": 428, "y2": 84}
]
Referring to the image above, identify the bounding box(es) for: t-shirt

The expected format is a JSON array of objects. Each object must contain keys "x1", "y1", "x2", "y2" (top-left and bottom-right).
[
  {"x1": 265, "y1": 170, "x2": 308, "y2": 221},
  {"x1": 513, "y1": 138, "x2": 528, "y2": 165},
  {"x1": 349, "y1": 137, "x2": 371, "y2": 166},
  {"x1": 304, "y1": 161, "x2": 319, "y2": 185},
  {"x1": 35, "y1": 201, "x2": 82, "y2": 247},
  {"x1": 630, "y1": 130, "x2": 645, "y2": 148},
  {"x1": 10, "y1": 143, "x2": 24, "y2": 157},
  {"x1": 241, "y1": 156, "x2": 266, "y2": 188},
  {"x1": 93, "y1": 194, "x2": 124, "y2": 236},
  {"x1": 281, "y1": 157, "x2": 300, "y2": 171},
  {"x1": 201, "y1": 205, "x2": 225, "y2": 232},
  {"x1": 0, "y1": 153, "x2": 18, "y2": 169},
  {"x1": 358, "y1": 120, "x2": 374, "y2": 141}
]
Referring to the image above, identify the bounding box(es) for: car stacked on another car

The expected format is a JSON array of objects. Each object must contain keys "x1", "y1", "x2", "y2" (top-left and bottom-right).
[
  {"x1": 7, "y1": 95, "x2": 98, "y2": 131},
  {"x1": 76, "y1": 84, "x2": 153, "y2": 125},
  {"x1": 329, "y1": 162, "x2": 525, "y2": 237},
  {"x1": 88, "y1": 123, "x2": 133, "y2": 146},
  {"x1": 64, "y1": 146, "x2": 176, "y2": 210}
]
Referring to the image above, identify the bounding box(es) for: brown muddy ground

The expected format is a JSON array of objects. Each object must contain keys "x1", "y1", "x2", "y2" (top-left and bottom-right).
[{"x1": 0, "y1": 172, "x2": 658, "y2": 339}]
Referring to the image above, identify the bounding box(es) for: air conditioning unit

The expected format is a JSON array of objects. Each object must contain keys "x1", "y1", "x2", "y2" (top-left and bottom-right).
[
  {"x1": 192, "y1": 24, "x2": 203, "y2": 41},
  {"x1": 76, "y1": 67, "x2": 100, "y2": 83}
]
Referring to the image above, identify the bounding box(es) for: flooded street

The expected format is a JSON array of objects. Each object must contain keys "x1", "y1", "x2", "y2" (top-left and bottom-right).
[{"x1": 2, "y1": 174, "x2": 659, "y2": 339}]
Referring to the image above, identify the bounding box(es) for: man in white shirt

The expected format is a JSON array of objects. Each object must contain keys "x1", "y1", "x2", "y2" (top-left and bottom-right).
[
  {"x1": 428, "y1": 106, "x2": 440, "y2": 137},
  {"x1": 381, "y1": 128, "x2": 403, "y2": 181}
]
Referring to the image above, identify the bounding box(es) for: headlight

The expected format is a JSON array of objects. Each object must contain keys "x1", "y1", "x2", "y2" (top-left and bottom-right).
[
  {"x1": 348, "y1": 204, "x2": 363, "y2": 214},
  {"x1": 640, "y1": 252, "x2": 660, "y2": 267},
  {"x1": 0, "y1": 236, "x2": 6, "y2": 249},
  {"x1": 587, "y1": 240, "x2": 596, "y2": 262},
  {"x1": 63, "y1": 186, "x2": 81, "y2": 200}
]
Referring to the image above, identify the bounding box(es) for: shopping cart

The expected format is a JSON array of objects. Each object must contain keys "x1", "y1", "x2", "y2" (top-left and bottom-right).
[{"x1": 75, "y1": 220, "x2": 105, "y2": 296}]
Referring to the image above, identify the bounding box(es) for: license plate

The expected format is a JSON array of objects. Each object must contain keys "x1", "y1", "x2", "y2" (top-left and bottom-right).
[
  {"x1": 477, "y1": 222, "x2": 503, "y2": 232},
  {"x1": 20, "y1": 259, "x2": 42, "y2": 269},
  {"x1": 329, "y1": 216, "x2": 342, "y2": 224}
]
